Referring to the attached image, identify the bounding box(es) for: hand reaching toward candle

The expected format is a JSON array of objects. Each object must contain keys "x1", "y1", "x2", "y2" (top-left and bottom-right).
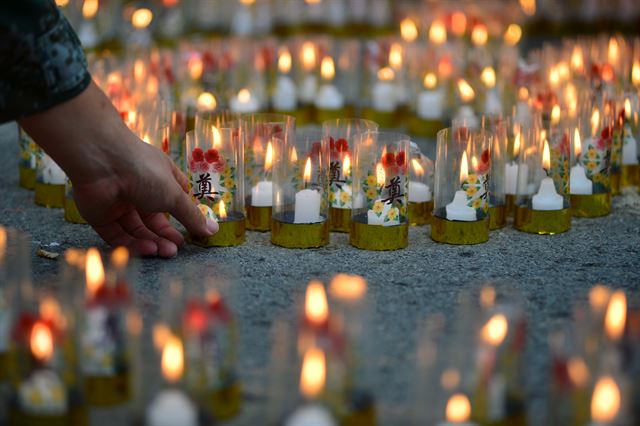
[{"x1": 19, "y1": 82, "x2": 219, "y2": 258}]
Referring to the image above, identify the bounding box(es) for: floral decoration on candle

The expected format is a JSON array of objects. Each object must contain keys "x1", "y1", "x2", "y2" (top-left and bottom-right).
[
  {"x1": 328, "y1": 138, "x2": 352, "y2": 209},
  {"x1": 363, "y1": 151, "x2": 408, "y2": 226}
]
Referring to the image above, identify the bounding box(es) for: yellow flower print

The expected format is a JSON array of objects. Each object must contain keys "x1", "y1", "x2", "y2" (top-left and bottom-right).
[
  {"x1": 223, "y1": 177, "x2": 235, "y2": 189},
  {"x1": 372, "y1": 200, "x2": 384, "y2": 214},
  {"x1": 386, "y1": 207, "x2": 398, "y2": 221},
  {"x1": 28, "y1": 141, "x2": 37, "y2": 152},
  {"x1": 222, "y1": 165, "x2": 232, "y2": 177},
  {"x1": 465, "y1": 186, "x2": 478, "y2": 197},
  {"x1": 466, "y1": 174, "x2": 478, "y2": 185},
  {"x1": 246, "y1": 167, "x2": 253, "y2": 177},
  {"x1": 588, "y1": 149, "x2": 597, "y2": 160},
  {"x1": 366, "y1": 188, "x2": 378, "y2": 200},
  {"x1": 367, "y1": 175, "x2": 377, "y2": 187},
  {"x1": 399, "y1": 204, "x2": 407, "y2": 216},
  {"x1": 472, "y1": 198, "x2": 482, "y2": 209},
  {"x1": 222, "y1": 191, "x2": 233, "y2": 203},
  {"x1": 329, "y1": 191, "x2": 336, "y2": 203},
  {"x1": 586, "y1": 162, "x2": 597, "y2": 171},
  {"x1": 340, "y1": 191, "x2": 350, "y2": 204}
]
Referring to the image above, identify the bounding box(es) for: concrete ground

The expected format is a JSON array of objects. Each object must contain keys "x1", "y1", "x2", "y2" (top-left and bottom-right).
[{"x1": 1, "y1": 122, "x2": 639, "y2": 425}]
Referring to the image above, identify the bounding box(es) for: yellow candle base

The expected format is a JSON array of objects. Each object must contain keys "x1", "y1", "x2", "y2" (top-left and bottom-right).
[
  {"x1": 190, "y1": 216, "x2": 246, "y2": 247},
  {"x1": 207, "y1": 382, "x2": 242, "y2": 421},
  {"x1": 19, "y1": 166, "x2": 36, "y2": 190},
  {"x1": 431, "y1": 216, "x2": 489, "y2": 245},
  {"x1": 514, "y1": 207, "x2": 571, "y2": 235},
  {"x1": 505, "y1": 194, "x2": 517, "y2": 218},
  {"x1": 406, "y1": 116, "x2": 444, "y2": 139},
  {"x1": 361, "y1": 107, "x2": 397, "y2": 129},
  {"x1": 489, "y1": 205, "x2": 507, "y2": 230},
  {"x1": 350, "y1": 218, "x2": 408, "y2": 251},
  {"x1": 621, "y1": 164, "x2": 639, "y2": 188},
  {"x1": 271, "y1": 216, "x2": 329, "y2": 248},
  {"x1": 85, "y1": 374, "x2": 130, "y2": 406},
  {"x1": 34, "y1": 183, "x2": 65, "y2": 208},
  {"x1": 342, "y1": 404, "x2": 376, "y2": 426},
  {"x1": 330, "y1": 207, "x2": 352, "y2": 233},
  {"x1": 8, "y1": 406, "x2": 88, "y2": 426},
  {"x1": 408, "y1": 201, "x2": 433, "y2": 226},
  {"x1": 315, "y1": 106, "x2": 354, "y2": 124},
  {"x1": 246, "y1": 206, "x2": 272, "y2": 232},
  {"x1": 296, "y1": 104, "x2": 316, "y2": 126},
  {"x1": 610, "y1": 172, "x2": 621, "y2": 195},
  {"x1": 0, "y1": 352, "x2": 7, "y2": 381},
  {"x1": 570, "y1": 193, "x2": 611, "y2": 217},
  {"x1": 64, "y1": 198, "x2": 87, "y2": 224}
]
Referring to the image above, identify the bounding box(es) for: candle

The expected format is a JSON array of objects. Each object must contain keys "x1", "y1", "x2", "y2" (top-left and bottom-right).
[
  {"x1": 455, "y1": 79, "x2": 478, "y2": 128},
  {"x1": 78, "y1": 0, "x2": 99, "y2": 48},
  {"x1": 230, "y1": 88, "x2": 260, "y2": 113},
  {"x1": 505, "y1": 132, "x2": 521, "y2": 195},
  {"x1": 446, "y1": 152, "x2": 476, "y2": 221},
  {"x1": 589, "y1": 376, "x2": 620, "y2": 426},
  {"x1": 481, "y1": 67, "x2": 502, "y2": 115},
  {"x1": 299, "y1": 42, "x2": 318, "y2": 104},
  {"x1": 315, "y1": 57, "x2": 344, "y2": 111},
  {"x1": 570, "y1": 129, "x2": 593, "y2": 195},
  {"x1": 294, "y1": 158, "x2": 322, "y2": 223},
  {"x1": 367, "y1": 163, "x2": 400, "y2": 226},
  {"x1": 409, "y1": 159, "x2": 432, "y2": 202},
  {"x1": 251, "y1": 141, "x2": 273, "y2": 206},
  {"x1": 371, "y1": 67, "x2": 397, "y2": 112},
  {"x1": 437, "y1": 393, "x2": 477, "y2": 426},
  {"x1": 273, "y1": 49, "x2": 297, "y2": 111},
  {"x1": 532, "y1": 141, "x2": 564, "y2": 210},
  {"x1": 622, "y1": 126, "x2": 638, "y2": 165},
  {"x1": 231, "y1": 1, "x2": 252, "y2": 35},
  {"x1": 40, "y1": 154, "x2": 67, "y2": 185},
  {"x1": 285, "y1": 405, "x2": 336, "y2": 426},
  {"x1": 416, "y1": 73, "x2": 444, "y2": 120}
]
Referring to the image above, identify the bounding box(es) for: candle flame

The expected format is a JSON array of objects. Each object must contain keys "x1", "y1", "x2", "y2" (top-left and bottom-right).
[
  {"x1": 161, "y1": 334, "x2": 184, "y2": 383},
  {"x1": 513, "y1": 132, "x2": 521, "y2": 157},
  {"x1": 389, "y1": 43, "x2": 403, "y2": 70},
  {"x1": 377, "y1": 67, "x2": 395, "y2": 82},
  {"x1": 574, "y1": 128, "x2": 582, "y2": 157},
  {"x1": 601, "y1": 64, "x2": 614, "y2": 82},
  {"x1": 300, "y1": 346, "x2": 326, "y2": 399},
  {"x1": 571, "y1": 46, "x2": 584, "y2": 73},
  {"x1": 133, "y1": 59, "x2": 146, "y2": 83},
  {"x1": 460, "y1": 151, "x2": 469, "y2": 184},
  {"x1": 111, "y1": 246, "x2": 129, "y2": 269},
  {"x1": 343, "y1": 154, "x2": 351, "y2": 176},
  {"x1": 329, "y1": 274, "x2": 367, "y2": 301},
  {"x1": 480, "y1": 286, "x2": 496, "y2": 309},
  {"x1": 412, "y1": 158, "x2": 424, "y2": 176},
  {"x1": 567, "y1": 357, "x2": 590, "y2": 387},
  {"x1": 481, "y1": 67, "x2": 496, "y2": 89},
  {"x1": 438, "y1": 57, "x2": 453, "y2": 79},
  {"x1": 557, "y1": 62, "x2": 570, "y2": 81},
  {"x1": 211, "y1": 126, "x2": 222, "y2": 149},
  {"x1": 85, "y1": 248, "x2": 104, "y2": 298},
  {"x1": 625, "y1": 98, "x2": 632, "y2": 120},
  {"x1": 589, "y1": 285, "x2": 611, "y2": 312},
  {"x1": 188, "y1": 56, "x2": 203, "y2": 80},
  {"x1": 518, "y1": 87, "x2": 529, "y2": 101},
  {"x1": 471, "y1": 156, "x2": 478, "y2": 171},
  {"x1": 400, "y1": 18, "x2": 418, "y2": 42},
  {"x1": 0, "y1": 227, "x2": 6, "y2": 259},
  {"x1": 446, "y1": 393, "x2": 471, "y2": 422},
  {"x1": 519, "y1": 0, "x2": 536, "y2": 16},
  {"x1": 142, "y1": 134, "x2": 152, "y2": 145},
  {"x1": 481, "y1": 314, "x2": 508, "y2": 346},
  {"x1": 301, "y1": 42, "x2": 317, "y2": 71},
  {"x1": 423, "y1": 72, "x2": 438, "y2": 90},
  {"x1": 376, "y1": 162, "x2": 386, "y2": 187},
  {"x1": 549, "y1": 67, "x2": 560, "y2": 88},
  {"x1": 303, "y1": 157, "x2": 312, "y2": 183},
  {"x1": 238, "y1": 88, "x2": 252, "y2": 103},
  {"x1": 591, "y1": 376, "x2": 620, "y2": 423},
  {"x1": 591, "y1": 108, "x2": 600, "y2": 137},
  {"x1": 604, "y1": 291, "x2": 627, "y2": 341},
  {"x1": 290, "y1": 146, "x2": 298, "y2": 162},
  {"x1": 320, "y1": 56, "x2": 335, "y2": 81},
  {"x1": 153, "y1": 323, "x2": 171, "y2": 349},
  {"x1": 218, "y1": 199, "x2": 227, "y2": 220},
  {"x1": 608, "y1": 37, "x2": 619, "y2": 65},
  {"x1": 504, "y1": 24, "x2": 522, "y2": 46},
  {"x1": 264, "y1": 141, "x2": 273, "y2": 171},
  {"x1": 457, "y1": 79, "x2": 475, "y2": 103},
  {"x1": 82, "y1": 0, "x2": 99, "y2": 19},
  {"x1": 56, "y1": 0, "x2": 70, "y2": 6},
  {"x1": 632, "y1": 61, "x2": 640, "y2": 86},
  {"x1": 451, "y1": 11, "x2": 467, "y2": 36},
  {"x1": 197, "y1": 92, "x2": 217, "y2": 112},
  {"x1": 551, "y1": 105, "x2": 561, "y2": 125},
  {"x1": 305, "y1": 281, "x2": 328, "y2": 326},
  {"x1": 132, "y1": 8, "x2": 153, "y2": 29},
  {"x1": 471, "y1": 24, "x2": 488, "y2": 46},
  {"x1": 542, "y1": 140, "x2": 551, "y2": 171},
  {"x1": 429, "y1": 19, "x2": 447, "y2": 45},
  {"x1": 278, "y1": 49, "x2": 292, "y2": 74},
  {"x1": 31, "y1": 321, "x2": 54, "y2": 362}
]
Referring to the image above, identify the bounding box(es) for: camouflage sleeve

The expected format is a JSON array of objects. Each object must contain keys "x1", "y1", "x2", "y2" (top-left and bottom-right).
[{"x1": 0, "y1": 1, "x2": 91, "y2": 124}]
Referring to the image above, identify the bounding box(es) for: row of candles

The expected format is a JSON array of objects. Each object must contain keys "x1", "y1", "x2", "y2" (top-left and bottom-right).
[{"x1": 1, "y1": 226, "x2": 639, "y2": 425}]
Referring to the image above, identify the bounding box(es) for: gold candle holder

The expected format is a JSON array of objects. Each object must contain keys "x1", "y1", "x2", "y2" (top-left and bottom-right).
[
  {"x1": 18, "y1": 128, "x2": 38, "y2": 190},
  {"x1": 409, "y1": 201, "x2": 433, "y2": 226},
  {"x1": 34, "y1": 151, "x2": 66, "y2": 209},
  {"x1": 621, "y1": 164, "x2": 640, "y2": 187},
  {"x1": 481, "y1": 115, "x2": 510, "y2": 230},
  {"x1": 64, "y1": 180, "x2": 87, "y2": 224},
  {"x1": 408, "y1": 143, "x2": 434, "y2": 226}
]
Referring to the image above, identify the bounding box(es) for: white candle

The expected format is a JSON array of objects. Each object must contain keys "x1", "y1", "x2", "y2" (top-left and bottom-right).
[
  {"x1": 505, "y1": 162, "x2": 519, "y2": 195},
  {"x1": 299, "y1": 74, "x2": 318, "y2": 104},
  {"x1": 294, "y1": 189, "x2": 321, "y2": 223},
  {"x1": 570, "y1": 164, "x2": 593, "y2": 195},
  {"x1": 367, "y1": 201, "x2": 400, "y2": 226},
  {"x1": 251, "y1": 181, "x2": 273, "y2": 207},
  {"x1": 285, "y1": 403, "x2": 336, "y2": 426},
  {"x1": 316, "y1": 57, "x2": 344, "y2": 111},
  {"x1": 532, "y1": 177, "x2": 563, "y2": 210},
  {"x1": 273, "y1": 76, "x2": 297, "y2": 111},
  {"x1": 416, "y1": 89, "x2": 445, "y2": 120},
  {"x1": 622, "y1": 126, "x2": 638, "y2": 165},
  {"x1": 446, "y1": 190, "x2": 477, "y2": 221},
  {"x1": 516, "y1": 101, "x2": 531, "y2": 125},
  {"x1": 409, "y1": 181, "x2": 432, "y2": 202},
  {"x1": 454, "y1": 105, "x2": 479, "y2": 129},
  {"x1": 19, "y1": 370, "x2": 67, "y2": 415},
  {"x1": 231, "y1": 3, "x2": 252, "y2": 36},
  {"x1": 230, "y1": 89, "x2": 260, "y2": 113},
  {"x1": 484, "y1": 89, "x2": 502, "y2": 115},
  {"x1": 147, "y1": 389, "x2": 197, "y2": 426},
  {"x1": 40, "y1": 155, "x2": 67, "y2": 185},
  {"x1": 372, "y1": 67, "x2": 397, "y2": 112}
]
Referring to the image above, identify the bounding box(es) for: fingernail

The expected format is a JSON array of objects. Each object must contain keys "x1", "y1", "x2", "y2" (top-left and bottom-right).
[{"x1": 206, "y1": 218, "x2": 219, "y2": 235}]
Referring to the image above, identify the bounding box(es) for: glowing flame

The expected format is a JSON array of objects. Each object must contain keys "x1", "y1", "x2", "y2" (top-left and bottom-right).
[
  {"x1": 481, "y1": 314, "x2": 508, "y2": 346},
  {"x1": 568, "y1": 357, "x2": 590, "y2": 387},
  {"x1": 471, "y1": 24, "x2": 488, "y2": 46},
  {"x1": 605, "y1": 291, "x2": 627, "y2": 341},
  {"x1": 153, "y1": 324, "x2": 171, "y2": 350},
  {"x1": 305, "y1": 281, "x2": 328, "y2": 326},
  {"x1": 438, "y1": 57, "x2": 453, "y2": 79},
  {"x1": 480, "y1": 286, "x2": 496, "y2": 309},
  {"x1": 56, "y1": 0, "x2": 70, "y2": 6},
  {"x1": 423, "y1": 72, "x2": 438, "y2": 90},
  {"x1": 549, "y1": 67, "x2": 560, "y2": 87},
  {"x1": 142, "y1": 134, "x2": 152, "y2": 145},
  {"x1": 264, "y1": 141, "x2": 273, "y2": 172},
  {"x1": 504, "y1": 24, "x2": 522, "y2": 46},
  {"x1": 625, "y1": 98, "x2": 632, "y2": 120},
  {"x1": 320, "y1": 56, "x2": 335, "y2": 81},
  {"x1": 376, "y1": 163, "x2": 386, "y2": 187},
  {"x1": 278, "y1": 49, "x2": 292, "y2": 74},
  {"x1": 441, "y1": 369, "x2": 461, "y2": 390},
  {"x1": 85, "y1": 248, "x2": 104, "y2": 298},
  {"x1": 446, "y1": 393, "x2": 471, "y2": 423},
  {"x1": 188, "y1": 56, "x2": 203, "y2": 80},
  {"x1": 211, "y1": 126, "x2": 222, "y2": 149},
  {"x1": 589, "y1": 285, "x2": 611, "y2": 312},
  {"x1": 571, "y1": 46, "x2": 584, "y2": 73},
  {"x1": 132, "y1": 8, "x2": 153, "y2": 29},
  {"x1": 161, "y1": 334, "x2": 184, "y2": 383},
  {"x1": 133, "y1": 59, "x2": 146, "y2": 84},
  {"x1": 429, "y1": 19, "x2": 447, "y2": 45},
  {"x1": 377, "y1": 67, "x2": 395, "y2": 82},
  {"x1": 551, "y1": 105, "x2": 561, "y2": 125},
  {"x1": 591, "y1": 376, "x2": 620, "y2": 423},
  {"x1": 238, "y1": 88, "x2": 252, "y2": 104},
  {"x1": 290, "y1": 146, "x2": 298, "y2": 162},
  {"x1": 481, "y1": 67, "x2": 496, "y2": 89},
  {"x1": 591, "y1": 108, "x2": 600, "y2": 137},
  {"x1": 343, "y1": 154, "x2": 351, "y2": 176},
  {"x1": 300, "y1": 347, "x2": 326, "y2": 399},
  {"x1": 301, "y1": 42, "x2": 317, "y2": 71},
  {"x1": 329, "y1": 274, "x2": 367, "y2": 301},
  {"x1": 557, "y1": 62, "x2": 570, "y2": 81},
  {"x1": 82, "y1": 0, "x2": 99, "y2": 19},
  {"x1": 451, "y1": 11, "x2": 467, "y2": 36},
  {"x1": 111, "y1": 246, "x2": 129, "y2": 269},
  {"x1": 572, "y1": 127, "x2": 582, "y2": 157},
  {"x1": 0, "y1": 227, "x2": 6, "y2": 259},
  {"x1": 218, "y1": 200, "x2": 227, "y2": 220},
  {"x1": 400, "y1": 18, "x2": 418, "y2": 42},
  {"x1": 518, "y1": 87, "x2": 529, "y2": 101},
  {"x1": 471, "y1": 156, "x2": 478, "y2": 171},
  {"x1": 457, "y1": 79, "x2": 475, "y2": 103},
  {"x1": 303, "y1": 157, "x2": 312, "y2": 184},
  {"x1": 608, "y1": 37, "x2": 619, "y2": 66},
  {"x1": 389, "y1": 43, "x2": 403, "y2": 70},
  {"x1": 519, "y1": 0, "x2": 536, "y2": 16},
  {"x1": 31, "y1": 321, "x2": 54, "y2": 362},
  {"x1": 542, "y1": 140, "x2": 551, "y2": 170},
  {"x1": 602, "y1": 64, "x2": 614, "y2": 82},
  {"x1": 513, "y1": 132, "x2": 521, "y2": 157},
  {"x1": 412, "y1": 159, "x2": 424, "y2": 176},
  {"x1": 633, "y1": 61, "x2": 640, "y2": 86},
  {"x1": 197, "y1": 92, "x2": 217, "y2": 111},
  {"x1": 460, "y1": 151, "x2": 469, "y2": 184}
]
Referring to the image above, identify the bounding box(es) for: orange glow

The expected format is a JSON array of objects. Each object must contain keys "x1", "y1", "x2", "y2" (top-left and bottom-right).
[
  {"x1": 31, "y1": 321, "x2": 54, "y2": 362},
  {"x1": 519, "y1": 0, "x2": 536, "y2": 16},
  {"x1": 451, "y1": 11, "x2": 467, "y2": 36},
  {"x1": 40, "y1": 298, "x2": 63, "y2": 329},
  {"x1": 542, "y1": 140, "x2": 551, "y2": 170},
  {"x1": 441, "y1": 368, "x2": 461, "y2": 390},
  {"x1": 305, "y1": 281, "x2": 328, "y2": 326},
  {"x1": 591, "y1": 108, "x2": 600, "y2": 137},
  {"x1": 513, "y1": 132, "x2": 521, "y2": 157},
  {"x1": 400, "y1": 18, "x2": 418, "y2": 42},
  {"x1": 471, "y1": 24, "x2": 488, "y2": 47},
  {"x1": 632, "y1": 61, "x2": 640, "y2": 87},
  {"x1": 218, "y1": 200, "x2": 227, "y2": 220},
  {"x1": 438, "y1": 57, "x2": 453, "y2": 79},
  {"x1": 429, "y1": 19, "x2": 447, "y2": 45},
  {"x1": 605, "y1": 291, "x2": 627, "y2": 341},
  {"x1": 481, "y1": 314, "x2": 509, "y2": 346},
  {"x1": 278, "y1": 49, "x2": 292, "y2": 74},
  {"x1": 0, "y1": 227, "x2": 6, "y2": 259},
  {"x1": 329, "y1": 274, "x2": 367, "y2": 301},
  {"x1": 343, "y1": 154, "x2": 351, "y2": 176},
  {"x1": 238, "y1": 88, "x2": 252, "y2": 104},
  {"x1": 568, "y1": 357, "x2": 590, "y2": 387},
  {"x1": 301, "y1": 42, "x2": 317, "y2": 71},
  {"x1": 504, "y1": 24, "x2": 522, "y2": 46},
  {"x1": 153, "y1": 323, "x2": 171, "y2": 349},
  {"x1": 142, "y1": 134, "x2": 152, "y2": 145},
  {"x1": 133, "y1": 59, "x2": 146, "y2": 84},
  {"x1": 589, "y1": 285, "x2": 611, "y2": 312},
  {"x1": 557, "y1": 62, "x2": 570, "y2": 81},
  {"x1": 376, "y1": 162, "x2": 386, "y2": 186},
  {"x1": 591, "y1": 376, "x2": 620, "y2": 423},
  {"x1": 300, "y1": 347, "x2": 326, "y2": 399},
  {"x1": 423, "y1": 72, "x2": 438, "y2": 90},
  {"x1": 574, "y1": 128, "x2": 582, "y2": 157},
  {"x1": 412, "y1": 158, "x2": 424, "y2": 176},
  {"x1": 111, "y1": 246, "x2": 129, "y2": 269},
  {"x1": 56, "y1": 0, "x2": 70, "y2": 6},
  {"x1": 608, "y1": 37, "x2": 619, "y2": 66},
  {"x1": 188, "y1": 56, "x2": 203, "y2": 80},
  {"x1": 132, "y1": 8, "x2": 153, "y2": 29},
  {"x1": 389, "y1": 43, "x2": 403, "y2": 70},
  {"x1": 518, "y1": 87, "x2": 529, "y2": 101},
  {"x1": 481, "y1": 67, "x2": 496, "y2": 89},
  {"x1": 457, "y1": 79, "x2": 475, "y2": 103},
  {"x1": 85, "y1": 248, "x2": 104, "y2": 298},
  {"x1": 471, "y1": 156, "x2": 479, "y2": 171},
  {"x1": 197, "y1": 92, "x2": 217, "y2": 112},
  {"x1": 161, "y1": 334, "x2": 184, "y2": 383},
  {"x1": 625, "y1": 98, "x2": 632, "y2": 120},
  {"x1": 549, "y1": 67, "x2": 560, "y2": 88},
  {"x1": 480, "y1": 286, "x2": 496, "y2": 309},
  {"x1": 212, "y1": 126, "x2": 222, "y2": 149},
  {"x1": 460, "y1": 151, "x2": 469, "y2": 184},
  {"x1": 446, "y1": 393, "x2": 472, "y2": 422},
  {"x1": 551, "y1": 105, "x2": 561, "y2": 125},
  {"x1": 303, "y1": 157, "x2": 312, "y2": 183},
  {"x1": 264, "y1": 141, "x2": 273, "y2": 172},
  {"x1": 377, "y1": 67, "x2": 395, "y2": 82},
  {"x1": 601, "y1": 64, "x2": 614, "y2": 82},
  {"x1": 82, "y1": 0, "x2": 99, "y2": 19},
  {"x1": 290, "y1": 146, "x2": 298, "y2": 162},
  {"x1": 320, "y1": 56, "x2": 336, "y2": 81}
]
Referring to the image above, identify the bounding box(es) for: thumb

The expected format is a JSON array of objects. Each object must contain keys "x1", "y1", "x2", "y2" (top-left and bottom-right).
[{"x1": 169, "y1": 189, "x2": 219, "y2": 238}]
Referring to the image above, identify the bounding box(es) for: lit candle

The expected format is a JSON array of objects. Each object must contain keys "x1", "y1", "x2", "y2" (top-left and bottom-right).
[
  {"x1": 130, "y1": 7, "x2": 154, "y2": 47},
  {"x1": 196, "y1": 92, "x2": 217, "y2": 113},
  {"x1": 78, "y1": 0, "x2": 99, "y2": 48},
  {"x1": 400, "y1": 17, "x2": 418, "y2": 43},
  {"x1": 231, "y1": 0, "x2": 253, "y2": 35},
  {"x1": 294, "y1": 158, "x2": 322, "y2": 223},
  {"x1": 604, "y1": 291, "x2": 626, "y2": 342},
  {"x1": 455, "y1": 79, "x2": 478, "y2": 128},
  {"x1": 273, "y1": 49, "x2": 297, "y2": 111},
  {"x1": 471, "y1": 23, "x2": 488, "y2": 47},
  {"x1": 589, "y1": 376, "x2": 620, "y2": 426},
  {"x1": 251, "y1": 140, "x2": 273, "y2": 206},
  {"x1": 532, "y1": 140, "x2": 563, "y2": 210},
  {"x1": 409, "y1": 159, "x2": 432, "y2": 202},
  {"x1": 622, "y1": 98, "x2": 638, "y2": 165},
  {"x1": 230, "y1": 88, "x2": 260, "y2": 113},
  {"x1": 437, "y1": 393, "x2": 477, "y2": 426},
  {"x1": 147, "y1": 334, "x2": 197, "y2": 426},
  {"x1": 429, "y1": 19, "x2": 447, "y2": 46},
  {"x1": 416, "y1": 72, "x2": 444, "y2": 120},
  {"x1": 570, "y1": 128, "x2": 593, "y2": 195},
  {"x1": 371, "y1": 67, "x2": 397, "y2": 112},
  {"x1": 505, "y1": 131, "x2": 525, "y2": 195},
  {"x1": 367, "y1": 163, "x2": 399, "y2": 226},
  {"x1": 480, "y1": 315, "x2": 509, "y2": 421},
  {"x1": 446, "y1": 152, "x2": 476, "y2": 221},
  {"x1": 315, "y1": 56, "x2": 344, "y2": 111},
  {"x1": 481, "y1": 67, "x2": 502, "y2": 115},
  {"x1": 299, "y1": 42, "x2": 318, "y2": 104}
]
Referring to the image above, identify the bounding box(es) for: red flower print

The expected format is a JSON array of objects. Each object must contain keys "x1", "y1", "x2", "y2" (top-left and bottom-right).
[
  {"x1": 600, "y1": 126, "x2": 611, "y2": 140},
  {"x1": 382, "y1": 152, "x2": 396, "y2": 167},
  {"x1": 477, "y1": 149, "x2": 491, "y2": 174},
  {"x1": 205, "y1": 149, "x2": 220, "y2": 163},
  {"x1": 395, "y1": 151, "x2": 406, "y2": 167},
  {"x1": 162, "y1": 137, "x2": 169, "y2": 154},
  {"x1": 311, "y1": 141, "x2": 322, "y2": 158},
  {"x1": 335, "y1": 138, "x2": 349, "y2": 152},
  {"x1": 197, "y1": 161, "x2": 209, "y2": 173},
  {"x1": 185, "y1": 301, "x2": 208, "y2": 333},
  {"x1": 189, "y1": 160, "x2": 198, "y2": 173},
  {"x1": 192, "y1": 148, "x2": 204, "y2": 162},
  {"x1": 329, "y1": 137, "x2": 335, "y2": 151}
]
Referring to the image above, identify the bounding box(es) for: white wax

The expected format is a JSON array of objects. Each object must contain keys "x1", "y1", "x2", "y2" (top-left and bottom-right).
[
  {"x1": 327, "y1": 0, "x2": 346, "y2": 26},
  {"x1": 40, "y1": 155, "x2": 66, "y2": 185},
  {"x1": 516, "y1": 101, "x2": 530, "y2": 125},
  {"x1": 19, "y1": 370, "x2": 67, "y2": 414},
  {"x1": 230, "y1": 94, "x2": 260, "y2": 114},
  {"x1": 623, "y1": 128, "x2": 639, "y2": 165},
  {"x1": 488, "y1": 375, "x2": 507, "y2": 421},
  {"x1": 570, "y1": 165, "x2": 593, "y2": 195},
  {"x1": 416, "y1": 89, "x2": 444, "y2": 120},
  {"x1": 436, "y1": 420, "x2": 478, "y2": 426},
  {"x1": 409, "y1": 181, "x2": 432, "y2": 202},
  {"x1": 505, "y1": 162, "x2": 519, "y2": 195},
  {"x1": 446, "y1": 190, "x2": 477, "y2": 221},
  {"x1": 251, "y1": 181, "x2": 273, "y2": 207},
  {"x1": 331, "y1": 183, "x2": 352, "y2": 208},
  {"x1": 532, "y1": 177, "x2": 564, "y2": 210},
  {"x1": 517, "y1": 164, "x2": 530, "y2": 195},
  {"x1": 315, "y1": 84, "x2": 345, "y2": 110},
  {"x1": 454, "y1": 105, "x2": 479, "y2": 129},
  {"x1": 299, "y1": 75, "x2": 318, "y2": 104},
  {"x1": 285, "y1": 403, "x2": 336, "y2": 426},
  {"x1": 371, "y1": 81, "x2": 397, "y2": 112},
  {"x1": 367, "y1": 201, "x2": 400, "y2": 226},
  {"x1": 272, "y1": 75, "x2": 297, "y2": 111},
  {"x1": 231, "y1": 4, "x2": 252, "y2": 36},
  {"x1": 147, "y1": 389, "x2": 197, "y2": 426},
  {"x1": 294, "y1": 189, "x2": 321, "y2": 223},
  {"x1": 78, "y1": 22, "x2": 98, "y2": 49},
  {"x1": 484, "y1": 89, "x2": 503, "y2": 116}
]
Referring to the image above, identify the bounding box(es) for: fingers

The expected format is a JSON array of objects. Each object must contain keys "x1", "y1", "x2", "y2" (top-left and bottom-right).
[
  {"x1": 171, "y1": 162, "x2": 190, "y2": 193},
  {"x1": 142, "y1": 213, "x2": 185, "y2": 247},
  {"x1": 169, "y1": 190, "x2": 219, "y2": 238},
  {"x1": 118, "y1": 210, "x2": 178, "y2": 258},
  {"x1": 92, "y1": 222, "x2": 159, "y2": 257}
]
